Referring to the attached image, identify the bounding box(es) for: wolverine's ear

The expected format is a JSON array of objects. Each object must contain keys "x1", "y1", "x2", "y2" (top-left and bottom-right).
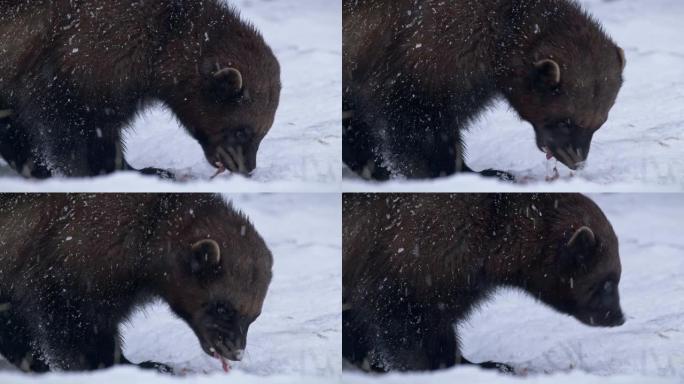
[
  {"x1": 567, "y1": 226, "x2": 596, "y2": 249},
  {"x1": 213, "y1": 67, "x2": 244, "y2": 97},
  {"x1": 534, "y1": 59, "x2": 561, "y2": 87},
  {"x1": 616, "y1": 47, "x2": 626, "y2": 71},
  {"x1": 188, "y1": 239, "x2": 222, "y2": 275},
  {"x1": 559, "y1": 226, "x2": 597, "y2": 271}
]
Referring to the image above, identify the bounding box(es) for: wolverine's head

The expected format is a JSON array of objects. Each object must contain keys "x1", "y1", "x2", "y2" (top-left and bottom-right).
[
  {"x1": 160, "y1": 198, "x2": 273, "y2": 364},
  {"x1": 535, "y1": 225, "x2": 624, "y2": 327},
  {"x1": 160, "y1": 5, "x2": 281, "y2": 176},
  {"x1": 523, "y1": 196, "x2": 625, "y2": 327},
  {"x1": 500, "y1": 6, "x2": 625, "y2": 170}
]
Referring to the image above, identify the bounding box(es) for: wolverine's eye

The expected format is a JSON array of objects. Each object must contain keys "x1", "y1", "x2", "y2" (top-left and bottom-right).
[
  {"x1": 598, "y1": 280, "x2": 617, "y2": 306},
  {"x1": 235, "y1": 128, "x2": 248, "y2": 142},
  {"x1": 228, "y1": 88, "x2": 250, "y2": 104},
  {"x1": 208, "y1": 302, "x2": 237, "y2": 320},
  {"x1": 603, "y1": 281, "x2": 614, "y2": 294},
  {"x1": 227, "y1": 126, "x2": 254, "y2": 145},
  {"x1": 557, "y1": 120, "x2": 572, "y2": 133},
  {"x1": 545, "y1": 119, "x2": 573, "y2": 137}
]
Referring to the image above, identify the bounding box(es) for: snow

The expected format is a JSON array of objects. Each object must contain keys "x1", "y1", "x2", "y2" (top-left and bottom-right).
[
  {"x1": 344, "y1": 369, "x2": 679, "y2": 384},
  {"x1": 0, "y1": 0, "x2": 342, "y2": 192},
  {"x1": 0, "y1": 194, "x2": 342, "y2": 382},
  {"x1": 343, "y1": 194, "x2": 684, "y2": 383},
  {"x1": 0, "y1": 369, "x2": 338, "y2": 384},
  {"x1": 343, "y1": 0, "x2": 684, "y2": 192}
]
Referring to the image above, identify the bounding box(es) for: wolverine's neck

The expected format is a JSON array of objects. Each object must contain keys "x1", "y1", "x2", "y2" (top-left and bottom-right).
[
  {"x1": 482, "y1": 195, "x2": 551, "y2": 288},
  {"x1": 148, "y1": 1, "x2": 248, "y2": 98}
]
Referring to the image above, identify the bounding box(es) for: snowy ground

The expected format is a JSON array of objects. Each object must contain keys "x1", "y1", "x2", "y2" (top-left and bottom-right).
[
  {"x1": 344, "y1": 194, "x2": 684, "y2": 383},
  {"x1": 343, "y1": 0, "x2": 684, "y2": 192},
  {"x1": 0, "y1": 194, "x2": 342, "y2": 383},
  {"x1": 0, "y1": 0, "x2": 342, "y2": 192}
]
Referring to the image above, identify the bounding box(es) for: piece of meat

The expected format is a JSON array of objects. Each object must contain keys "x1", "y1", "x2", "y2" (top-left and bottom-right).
[
  {"x1": 211, "y1": 162, "x2": 227, "y2": 179},
  {"x1": 214, "y1": 352, "x2": 231, "y2": 373}
]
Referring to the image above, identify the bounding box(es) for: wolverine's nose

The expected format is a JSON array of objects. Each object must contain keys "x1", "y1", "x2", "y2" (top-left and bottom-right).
[
  {"x1": 610, "y1": 311, "x2": 626, "y2": 327},
  {"x1": 600, "y1": 308, "x2": 626, "y2": 327},
  {"x1": 221, "y1": 341, "x2": 246, "y2": 361},
  {"x1": 232, "y1": 349, "x2": 244, "y2": 361},
  {"x1": 536, "y1": 123, "x2": 594, "y2": 170}
]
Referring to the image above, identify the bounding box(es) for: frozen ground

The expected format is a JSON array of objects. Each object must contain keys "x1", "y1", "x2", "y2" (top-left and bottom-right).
[
  {"x1": 0, "y1": 194, "x2": 342, "y2": 383},
  {"x1": 344, "y1": 0, "x2": 684, "y2": 192},
  {"x1": 344, "y1": 194, "x2": 684, "y2": 383},
  {"x1": 0, "y1": 0, "x2": 342, "y2": 192}
]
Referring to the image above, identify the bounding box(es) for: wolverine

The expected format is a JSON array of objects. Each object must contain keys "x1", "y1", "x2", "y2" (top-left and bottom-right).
[
  {"x1": 343, "y1": 193, "x2": 625, "y2": 372},
  {"x1": 343, "y1": 0, "x2": 625, "y2": 180},
  {"x1": 0, "y1": 194, "x2": 273, "y2": 372},
  {"x1": 0, "y1": 0, "x2": 281, "y2": 178}
]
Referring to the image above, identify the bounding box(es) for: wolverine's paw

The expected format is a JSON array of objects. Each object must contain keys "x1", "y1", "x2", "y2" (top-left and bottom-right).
[
  {"x1": 139, "y1": 167, "x2": 175, "y2": 180},
  {"x1": 138, "y1": 361, "x2": 174, "y2": 374},
  {"x1": 13, "y1": 159, "x2": 52, "y2": 179},
  {"x1": 477, "y1": 361, "x2": 515, "y2": 374},
  {"x1": 461, "y1": 357, "x2": 515, "y2": 374},
  {"x1": 13, "y1": 353, "x2": 50, "y2": 373},
  {"x1": 480, "y1": 169, "x2": 515, "y2": 182}
]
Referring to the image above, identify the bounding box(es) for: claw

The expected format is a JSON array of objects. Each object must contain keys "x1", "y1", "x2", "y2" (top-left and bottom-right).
[
  {"x1": 0, "y1": 109, "x2": 14, "y2": 119},
  {"x1": 211, "y1": 162, "x2": 227, "y2": 179}
]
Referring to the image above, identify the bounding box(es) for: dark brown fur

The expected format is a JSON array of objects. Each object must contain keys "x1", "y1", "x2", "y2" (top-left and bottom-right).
[
  {"x1": 0, "y1": 0, "x2": 281, "y2": 178},
  {"x1": 0, "y1": 194, "x2": 272, "y2": 372},
  {"x1": 343, "y1": 193, "x2": 624, "y2": 372},
  {"x1": 343, "y1": 0, "x2": 625, "y2": 180}
]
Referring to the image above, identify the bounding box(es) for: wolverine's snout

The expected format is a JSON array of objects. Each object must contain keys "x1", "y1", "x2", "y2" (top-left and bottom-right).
[
  {"x1": 536, "y1": 125, "x2": 594, "y2": 170},
  {"x1": 576, "y1": 307, "x2": 626, "y2": 327},
  {"x1": 206, "y1": 145, "x2": 258, "y2": 176},
  {"x1": 547, "y1": 145, "x2": 589, "y2": 170}
]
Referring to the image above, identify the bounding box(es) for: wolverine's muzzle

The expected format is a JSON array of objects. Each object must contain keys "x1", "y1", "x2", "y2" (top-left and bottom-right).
[
  {"x1": 535, "y1": 123, "x2": 594, "y2": 170},
  {"x1": 205, "y1": 144, "x2": 258, "y2": 176},
  {"x1": 540, "y1": 144, "x2": 589, "y2": 171},
  {"x1": 575, "y1": 307, "x2": 626, "y2": 327},
  {"x1": 197, "y1": 321, "x2": 248, "y2": 362}
]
